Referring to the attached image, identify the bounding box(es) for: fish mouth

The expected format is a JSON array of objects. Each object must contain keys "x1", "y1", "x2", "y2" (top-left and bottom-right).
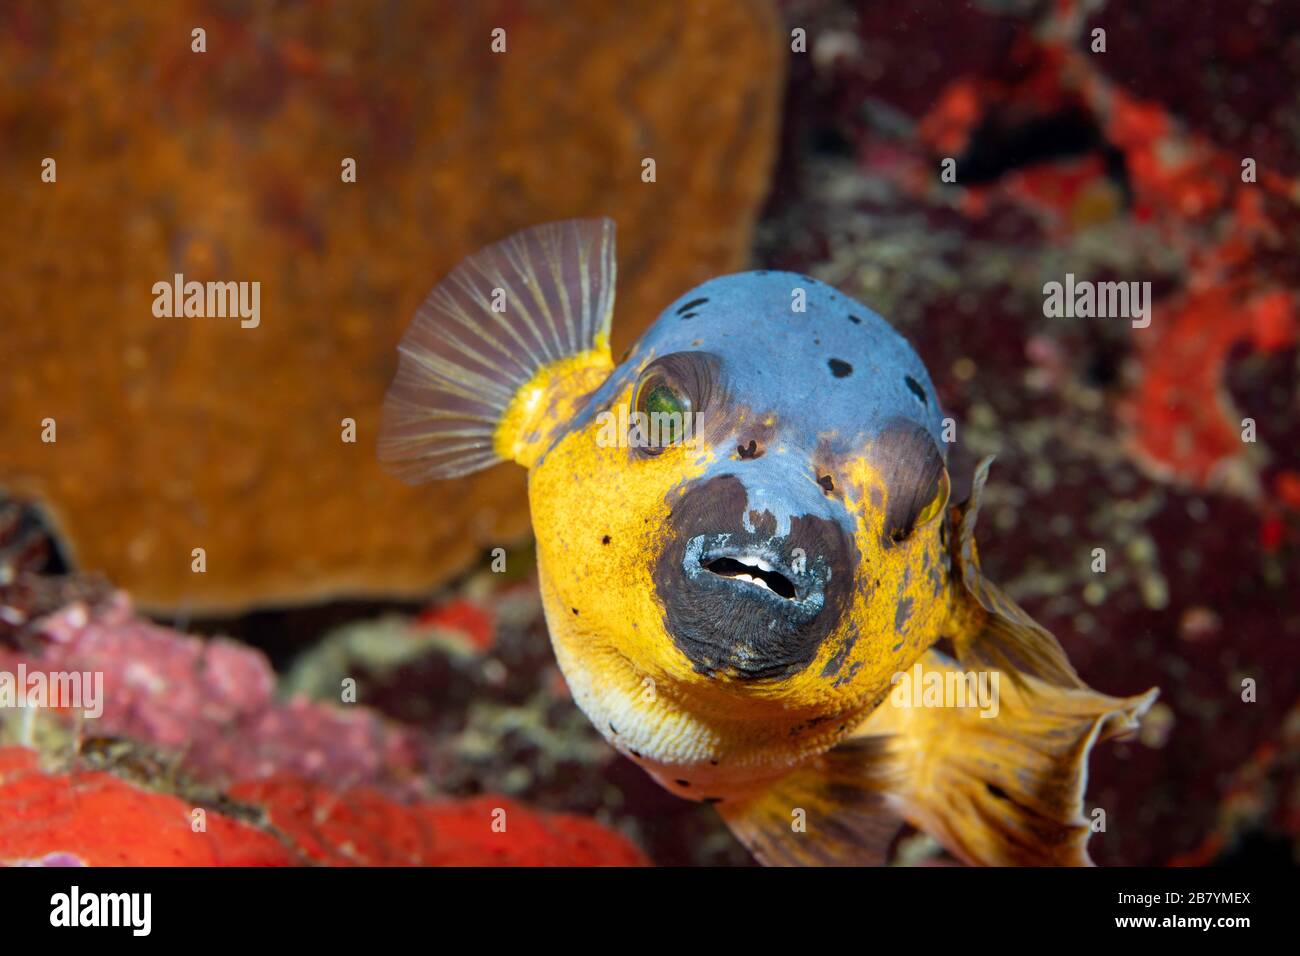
[
  {"x1": 655, "y1": 474, "x2": 855, "y2": 681},
  {"x1": 683, "y1": 536, "x2": 826, "y2": 613},
  {"x1": 699, "y1": 553, "x2": 798, "y2": 600}
]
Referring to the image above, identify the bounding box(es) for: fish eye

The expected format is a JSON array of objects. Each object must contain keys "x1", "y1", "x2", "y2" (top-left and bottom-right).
[
  {"x1": 635, "y1": 376, "x2": 691, "y2": 446},
  {"x1": 629, "y1": 352, "x2": 719, "y2": 454}
]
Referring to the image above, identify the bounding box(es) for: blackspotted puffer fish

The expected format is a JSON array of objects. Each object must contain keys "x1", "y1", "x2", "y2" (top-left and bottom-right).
[{"x1": 379, "y1": 219, "x2": 1158, "y2": 866}]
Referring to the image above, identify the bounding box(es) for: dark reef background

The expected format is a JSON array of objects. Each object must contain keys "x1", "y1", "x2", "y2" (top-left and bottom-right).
[{"x1": 0, "y1": 0, "x2": 1296, "y2": 866}]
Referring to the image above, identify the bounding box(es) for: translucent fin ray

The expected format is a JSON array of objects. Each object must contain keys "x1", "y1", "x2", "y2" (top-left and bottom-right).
[
  {"x1": 379, "y1": 218, "x2": 616, "y2": 482},
  {"x1": 855, "y1": 649, "x2": 1157, "y2": 866},
  {"x1": 717, "y1": 738, "x2": 905, "y2": 866},
  {"x1": 949, "y1": 456, "x2": 1085, "y2": 689}
]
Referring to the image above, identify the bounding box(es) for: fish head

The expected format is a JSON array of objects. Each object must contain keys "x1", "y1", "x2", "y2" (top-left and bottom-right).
[{"x1": 530, "y1": 272, "x2": 956, "y2": 767}]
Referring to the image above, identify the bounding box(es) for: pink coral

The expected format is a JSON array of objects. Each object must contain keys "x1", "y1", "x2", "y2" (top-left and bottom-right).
[{"x1": 3, "y1": 594, "x2": 437, "y2": 798}]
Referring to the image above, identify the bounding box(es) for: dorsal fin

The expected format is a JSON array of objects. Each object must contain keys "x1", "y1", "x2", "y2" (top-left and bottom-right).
[{"x1": 378, "y1": 218, "x2": 617, "y2": 482}]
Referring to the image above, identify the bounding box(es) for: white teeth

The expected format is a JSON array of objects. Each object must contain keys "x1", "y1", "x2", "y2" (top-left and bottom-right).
[
  {"x1": 733, "y1": 573, "x2": 772, "y2": 592},
  {"x1": 732, "y1": 554, "x2": 776, "y2": 573}
]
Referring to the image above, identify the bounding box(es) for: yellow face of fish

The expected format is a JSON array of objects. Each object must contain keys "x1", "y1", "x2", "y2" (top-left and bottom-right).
[{"x1": 522, "y1": 272, "x2": 955, "y2": 798}]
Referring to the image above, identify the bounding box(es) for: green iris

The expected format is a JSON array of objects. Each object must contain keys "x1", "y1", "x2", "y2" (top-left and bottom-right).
[
  {"x1": 637, "y1": 379, "x2": 690, "y2": 448},
  {"x1": 642, "y1": 382, "x2": 686, "y2": 418}
]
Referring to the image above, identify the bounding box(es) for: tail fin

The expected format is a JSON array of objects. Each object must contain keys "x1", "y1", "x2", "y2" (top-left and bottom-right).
[
  {"x1": 378, "y1": 218, "x2": 617, "y2": 482},
  {"x1": 855, "y1": 649, "x2": 1157, "y2": 866}
]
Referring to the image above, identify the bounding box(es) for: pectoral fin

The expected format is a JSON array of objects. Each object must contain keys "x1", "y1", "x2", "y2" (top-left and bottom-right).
[
  {"x1": 856, "y1": 649, "x2": 1157, "y2": 866},
  {"x1": 716, "y1": 738, "x2": 905, "y2": 866},
  {"x1": 379, "y1": 218, "x2": 617, "y2": 481}
]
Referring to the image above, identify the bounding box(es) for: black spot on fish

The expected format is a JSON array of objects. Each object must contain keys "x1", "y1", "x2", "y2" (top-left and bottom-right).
[
  {"x1": 904, "y1": 375, "x2": 929, "y2": 406},
  {"x1": 986, "y1": 783, "x2": 1011, "y2": 802},
  {"x1": 602, "y1": 535, "x2": 611, "y2": 545},
  {"x1": 630, "y1": 749, "x2": 642, "y2": 759},
  {"x1": 746, "y1": 507, "x2": 778, "y2": 538},
  {"x1": 677, "y1": 297, "x2": 709, "y2": 315},
  {"x1": 820, "y1": 625, "x2": 859, "y2": 679},
  {"x1": 894, "y1": 597, "x2": 913, "y2": 633},
  {"x1": 704, "y1": 796, "x2": 724, "y2": 804},
  {"x1": 571, "y1": 607, "x2": 579, "y2": 616},
  {"x1": 833, "y1": 659, "x2": 863, "y2": 688},
  {"x1": 710, "y1": 759, "x2": 719, "y2": 766},
  {"x1": 680, "y1": 312, "x2": 698, "y2": 320},
  {"x1": 828, "y1": 358, "x2": 853, "y2": 378},
  {"x1": 817, "y1": 474, "x2": 834, "y2": 493},
  {"x1": 892, "y1": 641, "x2": 903, "y2": 652},
  {"x1": 848, "y1": 314, "x2": 862, "y2": 325},
  {"x1": 737, "y1": 439, "x2": 760, "y2": 460},
  {"x1": 609, "y1": 723, "x2": 618, "y2": 735},
  {"x1": 676, "y1": 779, "x2": 691, "y2": 788}
]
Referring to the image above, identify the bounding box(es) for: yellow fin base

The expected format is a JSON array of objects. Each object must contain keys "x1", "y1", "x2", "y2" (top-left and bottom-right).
[{"x1": 493, "y1": 344, "x2": 613, "y2": 468}]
